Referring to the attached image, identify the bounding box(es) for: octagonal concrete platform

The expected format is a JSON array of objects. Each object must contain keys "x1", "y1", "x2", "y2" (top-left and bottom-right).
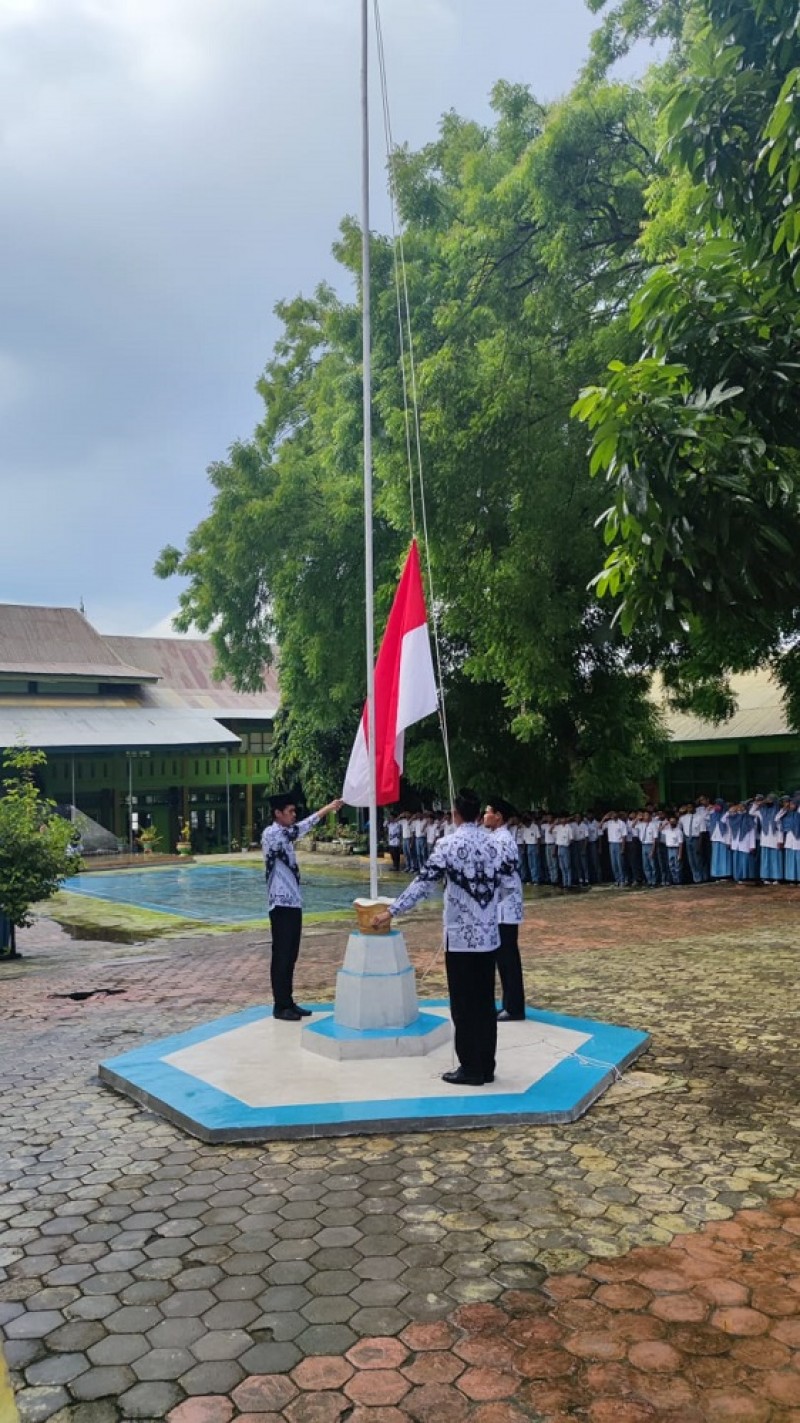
[{"x1": 98, "y1": 1001, "x2": 649, "y2": 1142}]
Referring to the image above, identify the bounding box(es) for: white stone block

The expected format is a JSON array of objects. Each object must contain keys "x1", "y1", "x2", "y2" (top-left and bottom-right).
[{"x1": 333, "y1": 931, "x2": 419, "y2": 1030}]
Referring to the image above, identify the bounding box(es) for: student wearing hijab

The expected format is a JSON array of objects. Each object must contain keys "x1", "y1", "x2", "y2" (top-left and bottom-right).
[
  {"x1": 728, "y1": 803, "x2": 758, "y2": 884},
  {"x1": 778, "y1": 799, "x2": 800, "y2": 881},
  {"x1": 754, "y1": 794, "x2": 783, "y2": 884},
  {"x1": 709, "y1": 799, "x2": 732, "y2": 880}
]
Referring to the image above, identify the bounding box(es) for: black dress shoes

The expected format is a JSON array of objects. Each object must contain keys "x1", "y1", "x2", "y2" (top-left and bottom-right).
[
  {"x1": 441, "y1": 1068, "x2": 487, "y2": 1086},
  {"x1": 497, "y1": 1010, "x2": 526, "y2": 1021},
  {"x1": 273, "y1": 1007, "x2": 303, "y2": 1022},
  {"x1": 290, "y1": 1004, "x2": 313, "y2": 1017}
]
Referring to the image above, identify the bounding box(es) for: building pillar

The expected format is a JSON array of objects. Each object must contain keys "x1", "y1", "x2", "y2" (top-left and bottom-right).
[
  {"x1": 245, "y1": 781, "x2": 253, "y2": 848},
  {"x1": 738, "y1": 742, "x2": 749, "y2": 800}
]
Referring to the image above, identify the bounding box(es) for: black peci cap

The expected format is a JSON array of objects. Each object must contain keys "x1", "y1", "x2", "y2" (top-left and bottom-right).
[{"x1": 269, "y1": 792, "x2": 297, "y2": 812}]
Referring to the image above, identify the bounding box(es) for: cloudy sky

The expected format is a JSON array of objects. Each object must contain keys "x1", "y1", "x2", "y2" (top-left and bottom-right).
[{"x1": 1, "y1": 0, "x2": 656, "y2": 636}]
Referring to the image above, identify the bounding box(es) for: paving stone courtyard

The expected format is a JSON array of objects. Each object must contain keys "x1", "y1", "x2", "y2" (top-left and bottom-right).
[{"x1": 1, "y1": 882, "x2": 800, "y2": 1422}]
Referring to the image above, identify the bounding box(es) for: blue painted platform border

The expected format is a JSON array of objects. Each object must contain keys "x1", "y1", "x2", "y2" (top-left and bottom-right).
[
  {"x1": 305, "y1": 1010, "x2": 446, "y2": 1042},
  {"x1": 98, "y1": 1002, "x2": 650, "y2": 1142}
]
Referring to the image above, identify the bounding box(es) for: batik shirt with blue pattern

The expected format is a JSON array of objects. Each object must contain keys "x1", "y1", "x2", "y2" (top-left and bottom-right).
[
  {"x1": 388, "y1": 822, "x2": 517, "y2": 952},
  {"x1": 493, "y1": 825, "x2": 523, "y2": 925},
  {"x1": 261, "y1": 814, "x2": 320, "y2": 911}
]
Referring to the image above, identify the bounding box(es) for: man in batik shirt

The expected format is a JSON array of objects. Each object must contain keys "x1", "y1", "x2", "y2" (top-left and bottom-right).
[
  {"x1": 262, "y1": 791, "x2": 343, "y2": 1020},
  {"x1": 372, "y1": 788, "x2": 516, "y2": 1086}
]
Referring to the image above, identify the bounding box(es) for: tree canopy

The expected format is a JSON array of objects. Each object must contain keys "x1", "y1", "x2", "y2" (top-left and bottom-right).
[
  {"x1": 575, "y1": 0, "x2": 800, "y2": 719},
  {"x1": 158, "y1": 62, "x2": 670, "y2": 809}
]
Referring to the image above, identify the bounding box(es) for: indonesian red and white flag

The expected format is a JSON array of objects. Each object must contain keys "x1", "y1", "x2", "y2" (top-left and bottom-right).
[{"x1": 342, "y1": 539, "x2": 439, "y2": 806}]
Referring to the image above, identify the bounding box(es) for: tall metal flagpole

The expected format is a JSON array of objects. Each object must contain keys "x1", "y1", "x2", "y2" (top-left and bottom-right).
[{"x1": 361, "y1": 0, "x2": 379, "y2": 899}]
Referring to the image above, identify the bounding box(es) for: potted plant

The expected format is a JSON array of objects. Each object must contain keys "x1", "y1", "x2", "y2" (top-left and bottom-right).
[
  {"x1": 139, "y1": 826, "x2": 162, "y2": 855},
  {"x1": 176, "y1": 822, "x2": 192, "y2": 856}
]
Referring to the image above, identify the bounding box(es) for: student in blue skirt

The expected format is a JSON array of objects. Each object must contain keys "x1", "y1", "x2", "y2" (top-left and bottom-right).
[
  {"x1": 709, "y1": 799, "x2": 732, "y2": 880},
  {"x1": 754, "y1": 794, "x2": 783, "y2": 884},
  {"x1": 777, "y1": 799, "x2": 800, "y2": 882},
  {"x1": 728, "y1": 804, "x2": 758, "y2": 883}
]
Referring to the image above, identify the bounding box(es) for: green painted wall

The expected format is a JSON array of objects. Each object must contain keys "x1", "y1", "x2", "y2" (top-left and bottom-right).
[{"x1": 664, "y1": 736, "x2": 800, "y2": 803}]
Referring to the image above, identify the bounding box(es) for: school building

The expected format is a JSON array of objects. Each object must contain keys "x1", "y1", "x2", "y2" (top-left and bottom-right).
[
  {"x1": 3, "y1": 605, "x2": 798, "y2": 829},
  {"x1": 659, "y1": 670, "x2": 800, "y2": 804},
  {"x1": 0, "y1": 603, "x2": 279, "y2": 852}
]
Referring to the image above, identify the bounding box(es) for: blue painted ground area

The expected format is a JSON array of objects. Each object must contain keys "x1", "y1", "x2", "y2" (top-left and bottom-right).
[
  {"x1": 98, "y1": 1001, "x2": 651, "y2": 1141},
  {"x1": 65, "y1": 864, "x2": 370, "y2": 922}
]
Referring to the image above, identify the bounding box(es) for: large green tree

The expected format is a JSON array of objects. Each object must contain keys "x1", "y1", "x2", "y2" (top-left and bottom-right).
[
  {"x1": 158, "y1": 74, "x2": 668, "y2": 808},
  {"x1": 575, "y1": 0, "x2": 800, "y2": 720}
]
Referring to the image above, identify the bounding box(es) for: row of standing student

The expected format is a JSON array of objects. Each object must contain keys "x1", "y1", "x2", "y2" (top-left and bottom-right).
[{"x1": 387, "y1": 795, "x2": 800, "y2": 889}]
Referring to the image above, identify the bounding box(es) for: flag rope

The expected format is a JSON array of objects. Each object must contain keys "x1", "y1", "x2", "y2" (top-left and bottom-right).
[{"x1": 373, "y1": 0, "x2": 456, "y2": 810}]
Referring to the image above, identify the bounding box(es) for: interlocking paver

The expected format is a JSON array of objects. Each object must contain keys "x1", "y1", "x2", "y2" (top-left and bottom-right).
[{"x1": 4, "y1": 890, "x2": 800, "y2": 1421}]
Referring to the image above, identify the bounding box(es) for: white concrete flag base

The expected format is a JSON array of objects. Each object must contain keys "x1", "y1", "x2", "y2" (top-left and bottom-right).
[{"x1": 301, "y1": 930, "x2": 451, "y2": 1060}]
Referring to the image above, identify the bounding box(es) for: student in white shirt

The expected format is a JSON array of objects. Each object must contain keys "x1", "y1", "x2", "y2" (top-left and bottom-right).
[
  {"x1": 662, "y1": 815, "x2": 684, "y2": 885},
  {"x1": 602, "y1": 812, "x2": 629, "y2": 887},
  {"x1": 411, "y1": 813, "x2": 426, "y2": 869},
  {"x1": 542, "y1": 815, "x2": 558, "y2": 886},
  {"x1": 678, "y1": 804, "x2": 703, "y2": 884},
  {"x1": 484, "y1": 799, "x2": 526, "y2": 1020},
  {"x1": 641, "y1": 812, "x2": 659, "y2": 887},
  {"x1": 386, "y1": 814, "x2": 402, "y2": 873},
  {"x1": 553, "y1": 817, "x2": 573, "y2": 888},
  {"x1": 398, "y1": 814, "x2": 414, "y2": 872},
  {"x1": 523, "y1": 815, "x2": 541, "y2": 886}
]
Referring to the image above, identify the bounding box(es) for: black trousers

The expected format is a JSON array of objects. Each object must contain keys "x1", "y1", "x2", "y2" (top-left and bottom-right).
[
  {"x1": 389, "y1": 845, "x2": 401, "y2": 871},
  {"x1": 496, "y1": 922, "x2": 525, "y2": 1017},
  {"x1": 269, "y1": 906, "x2": 302, "y2": 1012},
  {"x1": 445, "y1": 949, "x2": 497, "y2": 1081}
]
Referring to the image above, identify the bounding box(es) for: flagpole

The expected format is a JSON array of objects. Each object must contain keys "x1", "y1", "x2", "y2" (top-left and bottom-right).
[{"x1": 361, "y1": 0, "x2": 379, "y2": 899}]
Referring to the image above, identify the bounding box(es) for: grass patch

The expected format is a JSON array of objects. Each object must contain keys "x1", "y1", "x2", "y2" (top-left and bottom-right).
[
  {"x1": 40, "y1": 892, "x2": 358, "y2": 943},
  {"x1": 41, "y1": 892, "x2": 197, "y2": 942}
]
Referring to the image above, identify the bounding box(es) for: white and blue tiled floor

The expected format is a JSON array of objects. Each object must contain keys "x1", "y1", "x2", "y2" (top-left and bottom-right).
[{"x1": 99, "y1": 1001, "x2": 649, "y2": 1141}]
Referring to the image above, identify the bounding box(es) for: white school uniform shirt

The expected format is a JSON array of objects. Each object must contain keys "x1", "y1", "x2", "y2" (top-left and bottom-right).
[
  {"x1": 605, "y1": 818, "x2": 627, "y2": 844},
  {"x1": 690, "y1": 808, "x2": 708, "y2": 836},
  {"x1": 494, "y1": 824, "x2": 523, "y2": 924},
  {"x1": 778, "y1": 811, "x2": 800, "y2": 852},
  {"x1": 523, "y1": 822, "x2": 540, "y2": 845},
  {"x1": 732, "y1": 821, "x2": 757, "y2": 855},
  {"x1": 586, "y1": 818, "x2": 599, "y2": 842},
  {"x1": 398, "y1": 816, "x2": 411, "y2": 841},
  {"x1": 553, "y1": 823, "x2": 572, "y2": 848},
  {"x1": 633, "y1": 820, "x2": 648, "y2": 842},
  {"x1": 389, "y1": 822, "x2": 516, "y2": 952},
  {"x1": 543, "y1": 823, "x2": 555, "y2": 845},
  {"x1": 426, "y1": 819, "x2": 439, "y2": 846},
  {"x1": 573, "y1": 821, "x2": 588, "y2": 842},
  {"x1": 663, "y1": 825, "x2": 683, "y2": 849},
  {"x1": 755, "y1": 806, "x2": 782, "y2": 850},
  {"x1": 678, "y1": 811, "x2": 695, "y2": 838},
  {"x1": 411, "y1": 816, "x2": 425, "y2": 839},
  {"x1": 387, "y1": 821, "x2": 402, "y2": 847},
  {"x1": 644, "y1": 820, "x2": 661, "y2": 846},
  {"x1": 261, "y1": 814, "x2": 321, "y2": 910}
]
